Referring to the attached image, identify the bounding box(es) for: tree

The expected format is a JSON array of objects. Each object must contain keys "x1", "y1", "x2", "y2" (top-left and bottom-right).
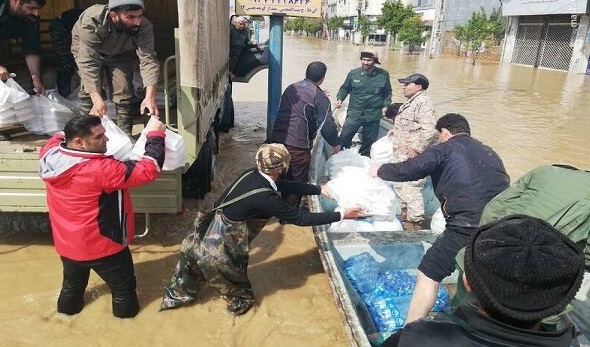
[
  {"x1": 303, "y1": 18, "x2": 323, "y2": 37},
  {"x1": 460, "y1": 8, "x2": 506, "y2": 65},
  {"x1": 327, "y1": 16, "x2": 345, "y2": 40},
  {"x1": 489, "y1": 7, "x2": 506, "y2": 45},
  {"x1": 358, "y1": 15, "x2": 372, "y2": 44},
  {"x1": 453, "y1": 24, "x2": 468, "y2": 56},
  {"x1": 398, "y1": 15, "x2": 427, "y2": 53},
  {"x1": 376, "y1": 1, "x2": 416, "y2": 47}
]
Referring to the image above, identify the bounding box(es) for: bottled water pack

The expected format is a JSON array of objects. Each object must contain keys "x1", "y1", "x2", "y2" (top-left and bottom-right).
[{"x1": 343, "y1": 252, "x2": 450, "y2": 336}]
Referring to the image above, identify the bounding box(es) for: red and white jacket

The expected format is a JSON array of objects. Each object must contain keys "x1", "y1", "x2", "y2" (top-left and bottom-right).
[{"x1": 39, "y1": 131, "x2": 165, "y2": 261}]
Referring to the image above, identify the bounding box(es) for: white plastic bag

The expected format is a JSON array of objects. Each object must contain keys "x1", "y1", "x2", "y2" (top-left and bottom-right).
[
  {"x1": 325, "y1": 169, "x2": 401, "y2": 221},
  {"x1": 430, "y1": 207, "x2": 446, "y2": 234},
  {"x1": 370, "y1": 135, "x2": 393, "y2": 164},
  {"x1": 102, "y1": 116, "x2": 133, "y2": 160},
  {"x1": 131, "y1": 117, "x2": 187, "y2": 171},
  {"x1": 3, "y1": 78, "x2": 30, "y2": 104},
  {"x1": 325, "y1": 148, "x2": 372, "y2": 178},
  {"x1": 0, "y1": 78, "x2": 33, "y2": 126},
  {"x1": 23, "y1": 91, "x2": 75, "y2": 135}
]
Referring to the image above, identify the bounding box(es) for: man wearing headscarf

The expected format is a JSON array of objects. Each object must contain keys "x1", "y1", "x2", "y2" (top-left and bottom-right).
[{"x1": 161, "y1": 143, "x2": 366, "y2": 315}]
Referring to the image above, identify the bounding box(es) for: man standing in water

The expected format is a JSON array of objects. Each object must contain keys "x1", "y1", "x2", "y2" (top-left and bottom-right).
[
  {"x1": 335, "y1": 49, "x2": 392, "y2": 157},
  {"x1": 370, "y1": 113, "x2": 509, "y2": 324},
  {"x1": 39, "y1": 115, "x2": 166, "y2": 318},
  {"x1": 161, "y1": 143, "x2": 366, "y2": 315},
  {"x1": 268, "y1": 61, "x2": 341, "y2": 206},
  {"x1": 387, "y1": 73, "x2": 437, "y2": 230}
]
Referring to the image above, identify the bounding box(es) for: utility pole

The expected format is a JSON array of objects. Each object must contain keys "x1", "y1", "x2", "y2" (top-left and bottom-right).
[{"x1": 429, "y1": 0, "x2": 445, "y2": 59}]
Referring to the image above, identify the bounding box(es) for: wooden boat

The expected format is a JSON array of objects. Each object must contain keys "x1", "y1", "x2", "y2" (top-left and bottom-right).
[{"x1": 307, "y1": 130, "x2": 590, "y2": 346}]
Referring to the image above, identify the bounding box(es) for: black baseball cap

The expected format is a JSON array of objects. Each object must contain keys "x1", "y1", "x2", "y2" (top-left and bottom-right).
[{"x1": 398, "y1": 73, "x2": 429, "y2": 90}]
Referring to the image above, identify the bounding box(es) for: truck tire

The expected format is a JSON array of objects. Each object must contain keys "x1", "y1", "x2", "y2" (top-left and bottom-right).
[
  {"x1": 216, "y1": 88, "x2": 234, "y2": 133},
  {"x1": 181, "y1": 127, "x2": 216, "y2": 199},
  {"x1": 0, "y1": 212, "x2": 51, "y2": 235}
]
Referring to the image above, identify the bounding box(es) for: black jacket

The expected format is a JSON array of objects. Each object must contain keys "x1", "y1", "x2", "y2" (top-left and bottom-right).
[
  {"x1": 377, "y1": 134, "x2": 510, "y2": 227},
  {"x1": 269, "y1": 79, "x2": 340, "y2": 150},
  {"x1": 383, "y1": 305, "x2": 576, "y2": 347},
  {"x1": 215, "y1": 169, "x2": 341, "y2": 226},
  {"x1": 0, "y1": 0, "x2": 41, "y2": 55}
]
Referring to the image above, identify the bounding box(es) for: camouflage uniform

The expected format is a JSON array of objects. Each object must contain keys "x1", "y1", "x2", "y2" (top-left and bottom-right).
[
  {"x1": 161, "y1": 211, "x2": 268, "y2": 311},
  {"x1": 161, "y1": 175, "x2": 271, "y2": 313},
  {"x1": 390, "y1": 91, "x2": 437, "y2": 223}
]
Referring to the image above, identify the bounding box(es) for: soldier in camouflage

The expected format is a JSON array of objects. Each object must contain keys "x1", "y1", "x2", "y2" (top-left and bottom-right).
[
  {"x1": 160, "y1": 143, "x2": 366, "y2": 315},
  {"x1": 387, "y1": 73, "x2": 437, "y2": 231}
]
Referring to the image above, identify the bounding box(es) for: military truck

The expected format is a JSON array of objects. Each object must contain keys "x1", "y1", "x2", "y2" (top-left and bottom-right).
[{"x1": 0, "y1": 0, "x2": 267, "y2": 233}]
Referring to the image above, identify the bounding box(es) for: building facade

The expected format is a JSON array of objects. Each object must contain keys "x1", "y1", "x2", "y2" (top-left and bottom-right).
[{"x1": 500, "y1": 0, "x2": 590, "y2": 73}]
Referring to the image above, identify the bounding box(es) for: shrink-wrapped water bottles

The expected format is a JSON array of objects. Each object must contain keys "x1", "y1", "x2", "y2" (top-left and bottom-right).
[{"x1": 343, "y1": 252, "x2": 451, "y2": 336}]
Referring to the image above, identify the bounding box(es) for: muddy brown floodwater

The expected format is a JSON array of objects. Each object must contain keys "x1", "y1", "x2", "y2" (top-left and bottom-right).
[{"x1": 1, "y1": 35, "x2": 589, "y2": 347}]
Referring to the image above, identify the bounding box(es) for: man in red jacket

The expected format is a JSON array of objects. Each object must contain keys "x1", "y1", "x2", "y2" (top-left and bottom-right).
[{"x1": 39, "y1": 115, "x2": 166, "y2": 318}]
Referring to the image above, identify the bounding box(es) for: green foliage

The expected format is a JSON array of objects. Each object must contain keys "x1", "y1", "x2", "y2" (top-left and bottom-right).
[
  {"x1": 327, "y1": 16, "x2": 345, "y2": 31},
  {"x1": 284, "y1": 17, "x2": 323, "y2": 36},
  {"x1": 453, "y1": 7, "x2": 506, "y2": 64},
  {"x1": 489, "y1": 7, "x2": 506, "y2": 44},
  {"x1": 376, "y1": 1, "x2": 416, "y2": 42},
  {"x1": 398, "y1": 15, "x2": 427, "y2": 53},
  {"x1": 358, "y1": 15, "x2": 372, "y2": 43},
  {"x1": 304, "y1": 18, "x2": 323, "y2": 36},
  {"x1": 453, "y1": 24, "x2": 467, "y2": 56}
]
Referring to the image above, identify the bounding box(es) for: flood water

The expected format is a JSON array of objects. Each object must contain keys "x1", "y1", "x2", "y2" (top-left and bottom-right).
[{"x1": 1, "y1": 35, "x2": 589, "y2": 347}]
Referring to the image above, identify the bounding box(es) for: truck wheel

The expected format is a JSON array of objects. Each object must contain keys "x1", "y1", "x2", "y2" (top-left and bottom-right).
[
  {"x1": 0, "y1": 212, "x2": 51, "y2": 235},
  {"x1": 181, "y1": 127, "x2": 216, "y2": 199}
]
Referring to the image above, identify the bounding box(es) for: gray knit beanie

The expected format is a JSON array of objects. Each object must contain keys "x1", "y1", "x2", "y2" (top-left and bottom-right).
[
  {"x1": 465, "y1": 215, "x2": 584, "y2": 324},
  {"x1": 108, "y1": 0, "x2": 145, "y2": 10}
]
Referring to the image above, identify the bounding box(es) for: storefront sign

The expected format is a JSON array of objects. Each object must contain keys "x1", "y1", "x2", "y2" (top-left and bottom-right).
[{"x1": 236, "y1": 0, "x2": 322, "y2": 18}]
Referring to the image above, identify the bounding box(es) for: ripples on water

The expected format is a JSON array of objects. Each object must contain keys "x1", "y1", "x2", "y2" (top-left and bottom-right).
[{"x1": 234, "y1": 35, "x2": 590, "y2": 179}]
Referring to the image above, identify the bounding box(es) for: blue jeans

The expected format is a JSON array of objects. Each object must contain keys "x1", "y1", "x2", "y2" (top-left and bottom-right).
[
  {"x1": 340, "y1": 118, "x2": 380, "y2": 157},
  {"x1": 58, "y1": 247, "x2": 139, "y2": 318}
]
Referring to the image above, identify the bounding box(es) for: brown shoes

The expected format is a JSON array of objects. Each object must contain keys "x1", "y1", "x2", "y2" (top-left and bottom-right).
[{"x1": 402, "y1": 220, "x2": 424, "y2": 231}]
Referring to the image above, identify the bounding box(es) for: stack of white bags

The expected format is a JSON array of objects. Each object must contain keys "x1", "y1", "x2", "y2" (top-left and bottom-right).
[
  {"x1": 0, "y1": 78, "x2": 36, "y2": 128},
  {"x1": 324, "y1": 148, "x2": 403, "y2": 233},
  {"x1": 0, "y1": 78, "x2": 77, "y2": 135}
]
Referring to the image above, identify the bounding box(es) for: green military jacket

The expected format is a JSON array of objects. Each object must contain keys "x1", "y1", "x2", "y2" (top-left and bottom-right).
[
  {"x1": 336, "y1": 66, "x2": 392, "y2": 122},
  {"x1": 480, "y1": 165, "x2": 590, "y2": 269}
]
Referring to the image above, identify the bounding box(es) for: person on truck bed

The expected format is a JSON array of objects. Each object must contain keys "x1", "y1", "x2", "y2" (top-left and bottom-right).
[
  {"x1": 39, "y1": 115, "x2": 166, "y2": 318},
  {"x1": 71, "y1": 0, "x2": 159, "y2": 137},
  {"x1": 160, "y1": 143, "x2": 367, "y2": 316},
  {"x1": 0, "y1": 0, "x2": 46, "y2": 141}
]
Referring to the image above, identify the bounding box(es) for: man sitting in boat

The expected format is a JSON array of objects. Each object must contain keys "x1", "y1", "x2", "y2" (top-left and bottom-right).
[
  {"x1": 160, "y1": 143, "x2": 367, "y2": 315},
  {"x1": 381, "y1": 215, "x2": 584, "y2": 347},
  {"x1": 369, "y1": 113, "x2": 510, "y2": 323}
]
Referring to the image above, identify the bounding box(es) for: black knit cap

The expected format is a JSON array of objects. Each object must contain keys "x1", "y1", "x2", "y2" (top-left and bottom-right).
[{"x1": 464, "y1": 214, "x2": 584, "y2": 324}]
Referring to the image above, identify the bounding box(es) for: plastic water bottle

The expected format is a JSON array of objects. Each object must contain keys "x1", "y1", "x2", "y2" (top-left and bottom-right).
[
  {"x1": 344, "y1": 252, "x2": 379, "y2": 295},
  {"x1": 432, "y1": 285, "x2": 451, "y2": 312}
]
